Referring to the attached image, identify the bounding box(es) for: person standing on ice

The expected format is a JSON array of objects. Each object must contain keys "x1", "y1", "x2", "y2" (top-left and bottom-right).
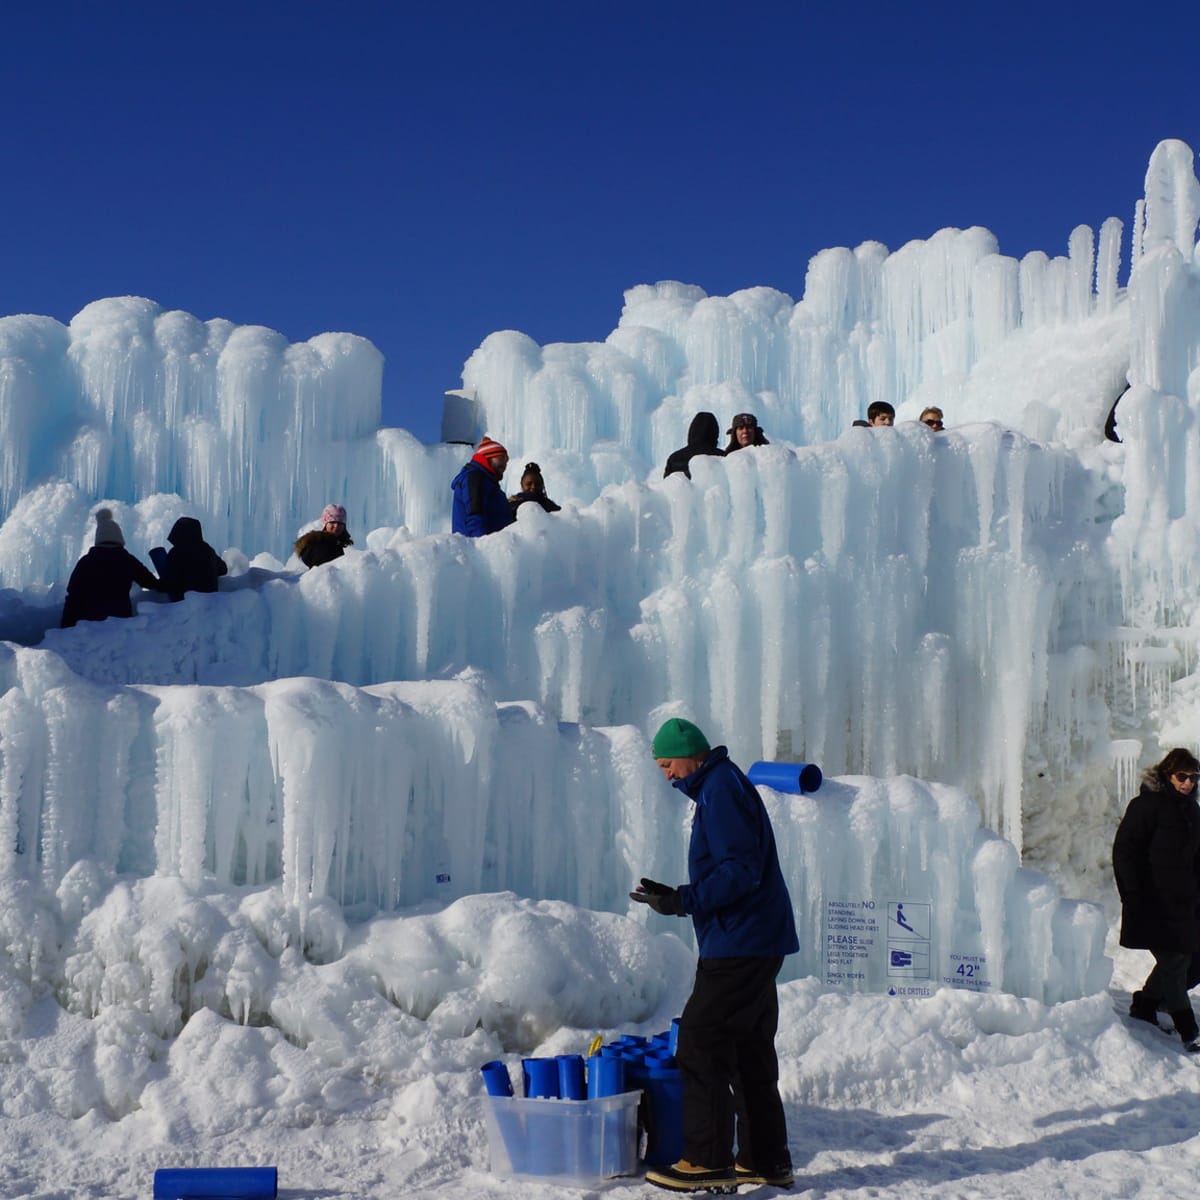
[
  {"x1": 724, "y1": 412, "x2": 770, "y2": 453},
  {"x1": 451, "y1": 436, "x2": 516, "y2": 536},
  {"x1": 1113, "y1": 747, "x2": 1200, "y2": 1052},
  {"x1": 294, "y1": 504, "x2": 354, "y2": 568},
  {"x1": 158, "y1": 517, "x2": 228, "y2": 601},
  {"x1": 664, "y1": 412, "x2": 725, "y2": 479},
  {"x1": 631, "y1": 717, "x2": 798, "y2": 1193},
  {"x1": 61, "y1": 508, "x2": 160, "y2": 628}
]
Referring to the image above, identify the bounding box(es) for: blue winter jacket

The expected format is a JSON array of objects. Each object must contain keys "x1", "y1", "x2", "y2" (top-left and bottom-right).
[
  {"x1": 673, "y1": 747, "x2": 799, "y2": 960},
  {"x1": 451, "y1": 461, "x2": 516, "y2": 537}
]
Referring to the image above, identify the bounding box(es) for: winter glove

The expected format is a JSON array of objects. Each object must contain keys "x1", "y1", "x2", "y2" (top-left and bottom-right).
[{"x1": 629, "y1": 877, "x2": 685, "y2": 916}]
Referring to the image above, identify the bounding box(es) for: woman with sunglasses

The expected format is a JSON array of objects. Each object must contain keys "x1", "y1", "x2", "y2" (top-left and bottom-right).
[{"x1": 1113, "y1": 747, "x2": 1200, "y2": 1050}]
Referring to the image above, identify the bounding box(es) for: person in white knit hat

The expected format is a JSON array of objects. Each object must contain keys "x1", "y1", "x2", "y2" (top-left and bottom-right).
[{"x1": 61, "y1": 509, "x2": 160, "y2": 628}]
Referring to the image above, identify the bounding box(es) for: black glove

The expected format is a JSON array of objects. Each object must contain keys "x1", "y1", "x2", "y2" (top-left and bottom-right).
[{"x1": 629, "y1": 877, "x2": 684, "y2": 916}]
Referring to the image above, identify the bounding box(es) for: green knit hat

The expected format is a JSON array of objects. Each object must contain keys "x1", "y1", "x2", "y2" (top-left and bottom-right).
[{"x1": 651, "y1": 717, "x2": 710, "y2": 759}]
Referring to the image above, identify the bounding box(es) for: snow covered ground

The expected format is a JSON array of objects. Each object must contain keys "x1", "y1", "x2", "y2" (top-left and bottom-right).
[
  {"x1": 2, "y1": 903, "x2": 1198, "y2": 1199},
  {"x1": 3, "y1": 138, "x2": 1200, "y2": 1197}
]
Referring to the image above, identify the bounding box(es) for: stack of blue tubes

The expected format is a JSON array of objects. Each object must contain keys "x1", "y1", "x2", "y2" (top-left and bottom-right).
[
  {"x1": 479, "y1": 1017, "x2": 683, "y2": 1179},
  {"x1": 481, "y1": 1051, "x2": 638, "y2": 1180}
]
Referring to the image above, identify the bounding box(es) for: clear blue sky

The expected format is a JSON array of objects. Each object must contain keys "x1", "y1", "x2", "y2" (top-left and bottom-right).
[{"x1": 1, "y1": 1, "x2": 1193, "y2": 442}]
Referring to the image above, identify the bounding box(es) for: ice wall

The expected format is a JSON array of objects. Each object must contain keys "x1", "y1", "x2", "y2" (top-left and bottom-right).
[
  {"x1": 0, "y1": 298, "x2": 466, "y2": 576},
  {"x1": 462, "y1": 227, "x2": 1130, "y2": 472},
  {"x1": 33, "y1": 421, "x2": 1115, "y2": 856},
  {"x1": 3, "y1": 138, "x2": 1200, "y2": 944},
  {"x1": 0, "y1": 643, "x2": 1106, "y2": 1004},
  {"x1": 0, "y1": 151, "x2": 1138, "y2": 595}
]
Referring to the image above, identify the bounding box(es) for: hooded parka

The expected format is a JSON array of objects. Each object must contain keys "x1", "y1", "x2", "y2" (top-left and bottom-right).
[{"x1": 1113, "y1": 773, "x2": 1200, "y2": 950}]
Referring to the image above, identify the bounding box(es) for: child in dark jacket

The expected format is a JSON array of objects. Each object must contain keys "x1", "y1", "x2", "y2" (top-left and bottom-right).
[
  {"x1": 295, "y1": 504, "x2": 354, "y2": 568},
  {"x1": 158, "y1": 517, "x2": 227, "y2": 601},
  {"x1": 664, "y1": 412, "x2": 725, "y2": 479},
  {"x1": 61, "y1": 509, "x2": 160, "y2": 628}
]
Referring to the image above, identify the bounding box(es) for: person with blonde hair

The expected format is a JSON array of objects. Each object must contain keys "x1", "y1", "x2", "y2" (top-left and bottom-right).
[{"x1": 919, "y1": 406, "x2": 945, "y2": 431}]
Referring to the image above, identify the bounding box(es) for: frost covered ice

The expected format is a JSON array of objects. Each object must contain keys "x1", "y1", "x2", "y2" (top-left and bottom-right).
[{"x1": 1, "y1": 139, "x2": 1200, "y2": 1197}]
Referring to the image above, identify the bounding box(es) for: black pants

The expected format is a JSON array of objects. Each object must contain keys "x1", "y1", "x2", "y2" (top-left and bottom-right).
[
  {"x1": 1143, "y1": 948, "x2": 1192, "y2": 1013},
  {"x1": 677, "y1": 955, "x2": 788, "y2": 1171}
]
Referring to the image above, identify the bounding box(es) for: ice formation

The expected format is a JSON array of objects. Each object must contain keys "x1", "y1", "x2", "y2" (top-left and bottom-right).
[{"x1": 3, "y1": 139, "x2": 1200, "y2": 1070}]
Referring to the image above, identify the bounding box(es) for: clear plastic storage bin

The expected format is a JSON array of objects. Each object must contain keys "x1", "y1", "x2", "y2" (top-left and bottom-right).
[{"x1": 482, "y1": 1089, "x2": 641, "y2": 1184}]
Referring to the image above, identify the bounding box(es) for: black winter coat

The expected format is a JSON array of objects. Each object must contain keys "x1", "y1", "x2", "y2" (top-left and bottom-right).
[
  {"x1": 61, "y1": 545, "x2": 159, "y2": 628},
  {"x1": 159, "y1": 517, "x2": 227, "y2": 601},
  {"x1": 1113, "y1": 778, "x2": 1200, "y2": 950},
  {"x1": 664, "y1": 412, "x2": 725, "y2": 479},
  {"x1": 509, "y1": 491, "x2": 561, "y2": 514}
]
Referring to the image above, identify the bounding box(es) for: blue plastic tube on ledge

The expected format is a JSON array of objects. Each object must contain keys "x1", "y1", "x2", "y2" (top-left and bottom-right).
[{"x1": 747, "y1": 760, "x2": 822, "y2": 794}]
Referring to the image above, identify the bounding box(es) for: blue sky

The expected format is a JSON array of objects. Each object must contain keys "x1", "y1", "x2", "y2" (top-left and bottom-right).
[{"x1": 1, "y1": 1, "x2": 1193, "y2": 442}]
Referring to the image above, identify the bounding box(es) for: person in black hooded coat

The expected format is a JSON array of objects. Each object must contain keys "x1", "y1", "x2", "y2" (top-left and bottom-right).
[
  {"x1": 665, "y1": 412, "x2": 725, "y2": 479},
  {"x1": 1113, "y1": 746, "x2": 1200, "y2": 1049},
  {"x1": 159, "y1": 516, "x2": 228, "y2": 602}
]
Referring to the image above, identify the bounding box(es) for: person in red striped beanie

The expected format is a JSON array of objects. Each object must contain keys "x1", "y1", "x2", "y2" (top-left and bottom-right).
[{"x1": 451, "y1": 436, "x2": 517, "y2": 537}]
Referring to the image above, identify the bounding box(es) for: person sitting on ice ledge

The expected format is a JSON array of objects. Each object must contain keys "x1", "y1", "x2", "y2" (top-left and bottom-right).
[
  {"x1": 294, "y1": 504, "x2": 354, "y2": 569},
  {"x1": 451, "y1": 436, "x2": 516, "y2": 537},
  {"x1": 1113, "y1": 746, "x2": 1200, "y2": 1052},
  {"x1": 664, "y1": 411, "x2": 725, "y2": 479},
  {"x1": 724, "y1": 412, "x2": 770, "y2": 453},
  {"x1": 866, "y1": 400, "x2": 895, "y2": 426},
  {"x1": 508, "y1": 461, "x2": 561, "y2": 515},
  {"x1": 158, "y1": 516, "x2": 228, "y2": 600},
  {"x1": 631, "y1": 717, "x2": 798, "y2": 1193},
  {"x1": 61, "y1": 508, "x2": 161, "y2": 628}
]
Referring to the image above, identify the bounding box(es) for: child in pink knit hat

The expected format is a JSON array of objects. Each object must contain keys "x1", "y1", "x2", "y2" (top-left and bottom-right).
[{"x1": 295, "y1": 503, "x2": 354, "y2": 569}]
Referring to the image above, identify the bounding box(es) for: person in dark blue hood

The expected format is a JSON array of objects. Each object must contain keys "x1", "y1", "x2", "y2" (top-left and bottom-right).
[
  {"x1": 632, "y1": 718, "x2": 798, "y2": 1194},
  {"x1": 159, "y1": 516, "x2": 228, "y2": 602},
  {"x1": 664, "y1": 412, "x2": 725, "y2": 479}
]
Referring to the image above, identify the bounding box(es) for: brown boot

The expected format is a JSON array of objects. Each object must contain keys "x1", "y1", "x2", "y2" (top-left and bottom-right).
[{"x1": 645, "y1": 1160, "x2": 739, "y2": 1193}]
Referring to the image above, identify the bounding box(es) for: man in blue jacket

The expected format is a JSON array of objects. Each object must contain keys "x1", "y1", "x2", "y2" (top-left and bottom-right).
[
  {"x1": 632, "y1": 717, "x2": 798, "y2": 1193},
  {"x1": 451, "y1": 436, "x2": 517, "y2": 537}
]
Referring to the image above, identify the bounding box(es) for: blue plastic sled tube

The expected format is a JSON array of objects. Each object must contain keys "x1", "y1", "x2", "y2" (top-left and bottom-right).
[
  {"x1": 480, "y1": 1059, "x2": 514, "y2": 1096},
  {"x1": 152, "y1": 1166, "x2": 277, "y2": 1199},
  {"x1": 522, "y1": 1056, "x2": 561, "y2": 1098},
  {"x1": 747, "y1": 760, "x2": 822, "y2": 794}
]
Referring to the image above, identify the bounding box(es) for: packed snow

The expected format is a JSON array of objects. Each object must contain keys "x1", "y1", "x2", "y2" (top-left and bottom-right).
[{"x1": 2, "y1": 139, "x2": 1200, "y2": 1197}]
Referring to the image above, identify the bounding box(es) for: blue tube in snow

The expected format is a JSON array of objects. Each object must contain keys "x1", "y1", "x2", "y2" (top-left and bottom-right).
[
  {"x1": 747, "y1": 761, "x2": 822, "y2": 794},
  {"x1": 152, "y1": 1166, "x2": 277, "y2": 1199}
]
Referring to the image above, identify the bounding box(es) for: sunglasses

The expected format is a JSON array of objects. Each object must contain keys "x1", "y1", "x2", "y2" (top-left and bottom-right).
[
  {"x1": 922, "y1": 418, "x2": 944, "y2": 430},
  {"x1": 1172, "y1": 772, "x2": 1200, "y2": 783}
]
